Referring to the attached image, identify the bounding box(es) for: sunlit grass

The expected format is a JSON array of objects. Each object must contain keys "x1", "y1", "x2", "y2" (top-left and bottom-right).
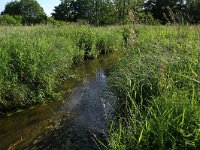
[
  {"x1": 107, "y1": 25, "x2": 200, "y2": 149},
  {"x1": 0, "y1": 25, "x2": 127, "y2": 112}
]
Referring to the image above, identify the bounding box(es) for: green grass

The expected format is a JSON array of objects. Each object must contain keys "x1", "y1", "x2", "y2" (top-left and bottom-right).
[
  {"x1": 107, "y1": 25, "x2": 200, "y2": 149},
  {"x1": 0, "y1": 25, "x2": 128, "y2": 112}
]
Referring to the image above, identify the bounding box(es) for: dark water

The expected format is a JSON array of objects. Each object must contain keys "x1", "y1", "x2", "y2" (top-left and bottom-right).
[{"x1": 0, "y1": 53, "x2": 120, "y2": 150}]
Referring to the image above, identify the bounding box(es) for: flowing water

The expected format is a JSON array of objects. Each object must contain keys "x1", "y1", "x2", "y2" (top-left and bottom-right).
[{"x1": 0, "y1": 53, "x2": 120, "y2": 150}]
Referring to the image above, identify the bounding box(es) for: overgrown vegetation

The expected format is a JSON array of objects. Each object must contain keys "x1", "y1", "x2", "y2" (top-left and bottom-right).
[
  {"x1": 107, "y1": 25, "x2": 200, "y2": 149},
  {"x1": 0, "y1": 25, "x2": 127, "y2": 112},
  {"x1": 0, "y1": 15, "x2": 22, "y2": 26},
  {"x1": 0, "y1": 1, "x2": 199, "y2": 148}
]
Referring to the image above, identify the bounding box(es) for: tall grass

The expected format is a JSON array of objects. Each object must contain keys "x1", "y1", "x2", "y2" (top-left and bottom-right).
[
  {"x1": 107, "y1": 25, "x2": 200, "y2": 149},
  {"x1": 0, "y1": 25, "x2": 127, "y2": 112}
]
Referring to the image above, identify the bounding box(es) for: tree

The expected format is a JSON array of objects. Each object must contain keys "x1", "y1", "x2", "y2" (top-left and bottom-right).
[
  {"x1": 98, "y1": 0, "x2": 118, "y2": 25},
  {"x1": 52, "y1": 0, "x2": 200, "y2": 25},
  {"x1": 52, "y1": 0, "x2": 76, "y2": 21},
  {"x1": 1, "y1": 0, "x2": 47, "y2": 25},
  {"x1": 114, "y1": 0, "x2": 126, "y2": 24},
  {"x1": 186, "y1": 0, "x2": 200, "y2": 23},
  {"x1": 20, "y1": 0, "x2": 47, "y2": 24},
  {"x1": 144, "y1": 0, "x2": 186, "y2": 24},
  {"x1": 1, "y1": 0, "x2": 21, "y2": 16},
  {"x1": 114, "y1": 0, "x2": 138, "y2": 24},
  {"x1": 52, "y1": 0, "x2": 118, "y2": 25}
]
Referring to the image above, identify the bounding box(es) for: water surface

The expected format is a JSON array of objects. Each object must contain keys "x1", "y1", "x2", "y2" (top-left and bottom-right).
[{"x1": 0, "y1": 52, "x2": 120, "y2": 149}]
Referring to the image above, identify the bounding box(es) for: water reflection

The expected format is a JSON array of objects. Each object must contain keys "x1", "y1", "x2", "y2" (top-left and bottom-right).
[{"x1": 0, "y1": 53, "x2": 120, "y2": 149}]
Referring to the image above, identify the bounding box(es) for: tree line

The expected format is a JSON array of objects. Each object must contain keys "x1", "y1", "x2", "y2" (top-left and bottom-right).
[{"x1": 1, "y1": 0, "x2": 199, "y2": 25}]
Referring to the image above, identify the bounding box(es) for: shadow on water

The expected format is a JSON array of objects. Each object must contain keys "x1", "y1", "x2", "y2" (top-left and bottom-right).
[{"x1": 0, "y1": 52, "x2": 121, "y2": 150}]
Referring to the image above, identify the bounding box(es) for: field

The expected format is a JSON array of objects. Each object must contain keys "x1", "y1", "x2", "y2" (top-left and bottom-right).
[
  {"x1": 106, "y1": 25, "x2": 200, "y2": 149},
  {"x1": 0, "y1": 25, "x2": 127, "y2": 112}
]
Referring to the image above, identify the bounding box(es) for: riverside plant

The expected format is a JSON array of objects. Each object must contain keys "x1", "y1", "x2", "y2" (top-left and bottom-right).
[
  {"x1": 107, "y1": 25, "x2": 200, "y2": 149},
  {"x1": 0, "y1": 24, "x2": 129, "y2": 112}
]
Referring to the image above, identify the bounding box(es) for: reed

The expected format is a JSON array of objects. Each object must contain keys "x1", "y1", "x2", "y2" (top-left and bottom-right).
[
  {"x1": 107, "y1": 25, "x2": 200, "y2": 149},
  {"x1": 0, "y1": 25, "x2": 127, "y2": 112}
]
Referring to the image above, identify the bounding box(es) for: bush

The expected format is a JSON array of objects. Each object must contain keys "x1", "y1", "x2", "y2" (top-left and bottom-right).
[{"x1": 0, "y1": 15, "x2": 22, "y2": 26}]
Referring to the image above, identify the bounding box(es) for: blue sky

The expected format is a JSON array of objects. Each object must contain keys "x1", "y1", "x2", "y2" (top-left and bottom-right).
[{"x1": 0, "y1": 0, "x2": 61, "y2": 16}]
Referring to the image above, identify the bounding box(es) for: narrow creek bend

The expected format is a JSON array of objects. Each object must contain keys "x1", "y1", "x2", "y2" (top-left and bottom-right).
[{"x1": 0, "y1": 52, "x2": 120, "y2": 150}]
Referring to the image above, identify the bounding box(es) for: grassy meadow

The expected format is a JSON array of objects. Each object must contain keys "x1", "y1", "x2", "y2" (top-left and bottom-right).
[
  {"x1": 106, "y1": 25, "x2": 200, "y2": 149},
  {"x1": 0, "y1": 25, "x2": 127, "y2": 112}
]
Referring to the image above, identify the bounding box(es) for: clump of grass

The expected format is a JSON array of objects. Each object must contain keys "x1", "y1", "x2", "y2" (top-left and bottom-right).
[
  {"x1": 0, "y1": 25, "x2": 128, "y2": 112},
  {"x1": 107, "y1": 25, "x2": 200, "y2": 149}
]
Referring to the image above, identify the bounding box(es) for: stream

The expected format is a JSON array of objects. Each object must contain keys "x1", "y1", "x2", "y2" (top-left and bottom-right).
[{"x1": 0, "y1": 52, "x2": 120, "y2": 150}]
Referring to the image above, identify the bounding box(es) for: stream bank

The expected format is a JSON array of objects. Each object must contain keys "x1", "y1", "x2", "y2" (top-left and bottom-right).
[{"x1": 0, "y1": 52, "x2": 121, "y2": 149}]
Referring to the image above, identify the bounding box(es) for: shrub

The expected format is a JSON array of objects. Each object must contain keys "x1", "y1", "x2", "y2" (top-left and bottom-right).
[{"x1": 0, "y1": 15, "x2": 22, "y2": 26}]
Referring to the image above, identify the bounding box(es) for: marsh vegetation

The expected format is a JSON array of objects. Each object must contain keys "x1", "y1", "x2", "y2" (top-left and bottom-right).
[
  {"x1": 0, "y1": 0, "x2": 200, "y2": 149},
  {"x1": 0, "y1": 25, "x2": 127, "y2": 112},
  {"x1": 106, "y1": 25, "x2": 200, "y2": 149}
]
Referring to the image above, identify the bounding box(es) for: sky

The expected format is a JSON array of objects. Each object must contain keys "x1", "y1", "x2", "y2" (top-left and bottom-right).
[{"x1": 0, "y1": 0, "x2": 61, "y2": 16}]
